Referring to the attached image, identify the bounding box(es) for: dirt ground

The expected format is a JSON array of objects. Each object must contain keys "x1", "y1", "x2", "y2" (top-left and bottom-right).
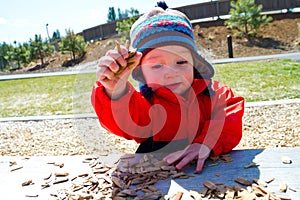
[{"x1": 9, "y1": 17, "x2": 300, "y2": 74}]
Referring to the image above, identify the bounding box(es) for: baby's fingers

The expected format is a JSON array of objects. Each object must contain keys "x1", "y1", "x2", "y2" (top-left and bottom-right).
[
  {"x1": 98, "y1": 55, "x2": 120, "y2": 73},
  {"x1": 175, "y1": 155, "x2": 194, "y2": 170},
  {"x1": 163, "y1": 149, "x2": 185, "y2": 164},
  {"x1": 97, "y1": 66, "x2": 115, "y2": 81},
  {"x1": 195, "y1": 157, "x2": 206, "y2": 173},
  {"x1": 127, "y1": 52, "x2": 142, "y2": 70},
  {"x1": 106, "y1": 48, "x2": 128, "y2": 68}
]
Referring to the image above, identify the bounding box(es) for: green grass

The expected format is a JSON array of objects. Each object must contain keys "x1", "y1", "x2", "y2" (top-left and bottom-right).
[
  {"x1": 0, "y1": 59, "x2": 299, "y2": 117},
  {"x1": 0, "y1": 74, "x2": 95, "y2": 117},
  {"x1": 213, "y1": 59, "x2": 300, "y2": 102}
]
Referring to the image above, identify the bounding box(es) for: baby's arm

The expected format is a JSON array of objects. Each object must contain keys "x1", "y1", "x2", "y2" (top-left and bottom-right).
[
  {"x1": 96, "y1": 42, "x2": 142, "y2": 99},
  {"x1": 193, "y1": 82, "x2": 244, "y2": 156},
  {"x1": 164, "y1": 81, "x2": 244, "y2": 172}
]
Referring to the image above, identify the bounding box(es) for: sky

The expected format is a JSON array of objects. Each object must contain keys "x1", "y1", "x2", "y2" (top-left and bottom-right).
[{"x1": 0, "y1": 0, "x2": 209, "y2": 44}]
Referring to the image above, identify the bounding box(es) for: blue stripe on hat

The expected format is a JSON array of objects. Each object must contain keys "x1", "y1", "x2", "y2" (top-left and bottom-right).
[
  {"x1": 138, "y1": 35, "x2": 198, "y2": 53},
  {"x1": 132, "y1": 25, "x2": 194, "y2": 48}
]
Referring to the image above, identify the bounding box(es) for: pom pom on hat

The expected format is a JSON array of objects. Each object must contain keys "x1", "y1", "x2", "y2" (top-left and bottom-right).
[{"x1": 156, "y1": 1, "x2": 168, "y2": 10}]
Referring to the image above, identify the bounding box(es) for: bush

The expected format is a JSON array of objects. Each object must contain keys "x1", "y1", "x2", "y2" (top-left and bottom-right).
[
  {"x1": 59, "y1": 29, "x2": 86, "y2": 62},
  {"x1": 225, "y1": 0, "x2": 272, "y2": 38},
  {"x1": 116, "y1": 8, "x2": 140, "y2": 43}
]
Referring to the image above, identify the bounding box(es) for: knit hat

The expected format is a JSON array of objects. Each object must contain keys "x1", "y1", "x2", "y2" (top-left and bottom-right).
[{"x1": 130, "y1": 5, "x2": 214, "y2": 83}]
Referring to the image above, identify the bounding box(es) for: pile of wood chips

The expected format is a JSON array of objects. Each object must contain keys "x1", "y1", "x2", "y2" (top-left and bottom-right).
[
  {"x1": 50, "y1": 153, "x2": 182, "y2": 199},
  {"x1": 45, "y1": 154, "x2": 294, "y2": 200}
]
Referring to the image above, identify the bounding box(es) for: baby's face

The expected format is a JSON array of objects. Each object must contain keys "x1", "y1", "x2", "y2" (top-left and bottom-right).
[{"x1": 141, "y1": 45, "x2": 194, "y2": 97}]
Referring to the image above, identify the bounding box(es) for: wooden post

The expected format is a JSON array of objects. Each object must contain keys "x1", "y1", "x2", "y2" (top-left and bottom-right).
[{"x1": 227, "y1": 35, "x2": 233, "y2": 58}]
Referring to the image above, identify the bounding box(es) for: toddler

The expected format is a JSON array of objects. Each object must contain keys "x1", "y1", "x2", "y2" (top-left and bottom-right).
[{"x1": 91, "y1": 3, "x2": 244, "y2": 172}]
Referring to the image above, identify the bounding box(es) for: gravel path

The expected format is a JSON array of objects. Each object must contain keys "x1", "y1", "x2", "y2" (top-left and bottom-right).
[{"x1": 1, "y1": 103, "x2": 299, "y2": 156}]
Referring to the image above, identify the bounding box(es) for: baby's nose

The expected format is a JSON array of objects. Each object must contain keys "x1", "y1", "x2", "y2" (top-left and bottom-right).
[{"x1": 164, "y1": 66, "x2": 178, "y2": 78}]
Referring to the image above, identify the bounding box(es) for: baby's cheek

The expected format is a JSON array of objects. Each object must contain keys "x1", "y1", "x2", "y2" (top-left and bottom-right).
[{"x1": 145, "y1": 75, "x2": 163, "y2": 86}]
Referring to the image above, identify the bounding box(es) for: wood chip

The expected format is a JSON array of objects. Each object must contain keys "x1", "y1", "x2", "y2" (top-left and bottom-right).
[
  {"x1": 9, "y1": 161, "x2": 17, "y2": 167},
  {"x1": 265, "y1": 177, "x2": 275, "y2": 183},
  {"x1": 147, "y1": 185, "x2": 158, "y2": 192},
  {"x1": 54, "y1": 172, "x2": 69, "y2": 177},
  {"x1": 25, "y1": 194, "x2": 39, "y2": 198},
  {"x1": 41, "y1": 183, "x2": 50, "y2": 189},
  {"x1": 54, "y1": 162, "x2": 64, "y2": 168},
  {"x1": 53, "y1": 177, "x2": 69, "y2": 184},
  {"x1": 244, "y1": 162, "x2": 259, "y2": 169},
  {"x1": 174, "y1": 191, "x2": 183, "y2": 200},
  {"x1": 288, "y1": 187, "x2": 297, "y2": 192},
  {"x1": 282, "y1": 156, "x2": 292, "y2": 164},
  {"x1": 252, "y1": 184, "x2": 268, "y2": 196},
  {"x1": 111, "y1": 176, "x2": 127, "y2": 189},
  {"x1": 235, "y1": 177, "x2": 252, "y2": 186},
  {"x1": 10, "y1": 165, "x2": 23, "y2": 172},
  {"x1": 44, "y1": 173, "x2": 52, "y2": 180},
  {"x1": 120, "y1": 154, "x2": 135, "y2": 159},
  {"x1": 279, "y1": 182, "x2": 288, "y2": 193},
  {"x1": 225, "y1": 189, "x2": 235, "y2": 199},
  {"x1": 232, "y1": 184, "x2": 242, "y2": 192},
  {"x1": 171, "y1": 172, "x2": 188, "y2": 179},
  {"x1": 253, "y1": 178, "x2": 268, "y2": 187},
  {"x1": 203, "y1": 180, "x2": 217, "y2": 190},
  {"x1": 220, "y1": 154, "x2": 233, "y2": 163},
  {"x1": 22, "y1": 179, "x2": 33, "y2": 186}
]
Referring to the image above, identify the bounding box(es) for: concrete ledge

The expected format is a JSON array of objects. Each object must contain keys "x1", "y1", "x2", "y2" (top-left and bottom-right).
[
  {"x1": 0, "y1": 113, "x2": 97, "y2": 122},
  {"x1": 244, "y1": 98, "x2": 300, "y2": 107},
  {"x1": 0, "y1": 70, "x2": 95, "y2": 81},
  {"x1": 0, "y1": 99, "x2": 299, "y2": 122}
]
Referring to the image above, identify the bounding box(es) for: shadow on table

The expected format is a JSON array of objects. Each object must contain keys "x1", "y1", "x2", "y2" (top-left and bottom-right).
[{"x1": 156, "y1": 149, "x2": 265, "y2": 195}]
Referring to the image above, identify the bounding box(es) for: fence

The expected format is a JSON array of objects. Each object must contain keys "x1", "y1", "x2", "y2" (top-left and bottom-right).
[{"x1": 79, "y1": 0, "x2": 300, "y2": 42}]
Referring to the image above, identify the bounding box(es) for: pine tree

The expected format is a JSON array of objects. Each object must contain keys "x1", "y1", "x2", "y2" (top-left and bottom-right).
[
  {"x1": 29, "y1": 34, "x2": 53, "y2": 65},
  {"x1": 107, "y1": 7, "x2": 116, "y2": 22},
  {"x1": 59, "y1": 29, "x2": 86, "y2": 61},
  {"x1": 225, "y1": 0, "x2": 272, "y2": 38},
  {"x1": 0, "y1": 42, "x2": 10, "y2": 71}
]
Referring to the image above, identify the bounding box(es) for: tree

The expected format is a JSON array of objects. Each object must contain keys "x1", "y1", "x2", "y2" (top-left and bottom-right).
[
  {"x1": 116, "y1": 8, "x2": 140, "y2": 42},
  {"x1": 0, "y1": 42, "x2": 10, "y2": 71},
  {"x1": 118, "y1": 8, "x2": 123, "y2": 20},
  {"x1": 117, "y1": 8, "x2": 130, "y2": 20},
  {"x1": 107, "y1": 7, "x2": 116, "y2": 22},
  {"x1": 225, "y1": 0, "x2": 272, "y2": 38},
  {"x1": 29, "y1": 34, "x2": 54, "y2": 65},
  {"x1": 128, "y1": 7, "x2": 139, "y2": 17},
  {"x1": 52, "y1": 29, "x2": 61, "y2": 41},
  {"x1": 5, "y1": 41, "x2": 31, "y2": 70},
  {"x1": 59, "y1": 29, "x2": 86, "y2": 61}
]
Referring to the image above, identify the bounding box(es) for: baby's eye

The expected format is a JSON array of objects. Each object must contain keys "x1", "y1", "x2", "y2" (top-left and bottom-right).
[
  {"x1": 177, "y1": 60, "x2": 188, "y2": 65},
  {"x1": 151, "y1": 64, "x2": 162, "y2": 69}
]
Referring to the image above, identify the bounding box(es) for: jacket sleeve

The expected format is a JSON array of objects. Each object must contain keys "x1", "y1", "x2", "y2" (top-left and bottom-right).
[
  {"x1": 91, "y1": 81, "x2": 152, "y2": 143},
  {"x1": 193, "y1": 81, "x2": 244, "y2": 156}
]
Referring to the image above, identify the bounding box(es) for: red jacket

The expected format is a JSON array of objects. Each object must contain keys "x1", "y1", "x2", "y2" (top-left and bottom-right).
[{"x1": 91, "y1": 79, "x2": 244, "y2": 156}]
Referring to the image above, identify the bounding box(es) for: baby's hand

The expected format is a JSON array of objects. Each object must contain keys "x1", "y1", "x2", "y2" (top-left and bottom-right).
[
  {"x1": 96, "y1": 41, "x2": 142, "y2": 98},
  {"x1": 163, "y1": 143, "x2": 211, "y2": 173}
]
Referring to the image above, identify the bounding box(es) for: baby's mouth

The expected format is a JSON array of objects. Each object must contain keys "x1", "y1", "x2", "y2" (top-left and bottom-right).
[{"x1": 166, "y1": 82, "x2": 181, "y2": 90}]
